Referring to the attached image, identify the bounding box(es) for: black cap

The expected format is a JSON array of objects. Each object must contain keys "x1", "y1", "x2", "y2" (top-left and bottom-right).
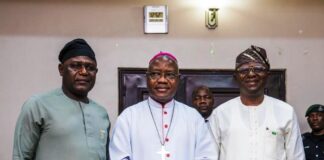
[
  {"x1": 59, "y1": 38, "x2": 96, "y2": 63},
  {"x1": 305, "y1": 104, "x2": 324, "y2": 117}
]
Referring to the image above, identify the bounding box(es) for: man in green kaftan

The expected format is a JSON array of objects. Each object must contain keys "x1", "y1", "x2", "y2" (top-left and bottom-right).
[{"x1": 13, "y1": 38, "x2": 110, "y2": 160}]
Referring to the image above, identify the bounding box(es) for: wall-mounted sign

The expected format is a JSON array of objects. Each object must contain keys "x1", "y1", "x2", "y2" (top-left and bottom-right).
[
  {"x1": 144, "y1": 5, "x2": 168, "y2": 34},
  {"x1": 205, "y1": 8, "x2": 218, "y2": 29}
]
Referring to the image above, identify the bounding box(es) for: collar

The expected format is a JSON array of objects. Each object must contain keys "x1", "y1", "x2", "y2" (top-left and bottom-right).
[
  {"x1": 148, "y1": 97, "x2": 175, "y2": 108},
  {"x1": 59, "y1": 88, "x2": 91, "y2": 105},
  {"x1": 308, "y1": 133, "x2": 324, "y2": 142},
  {"x1": 239, "y1": 95, "x2": 268, "y2": 109}
]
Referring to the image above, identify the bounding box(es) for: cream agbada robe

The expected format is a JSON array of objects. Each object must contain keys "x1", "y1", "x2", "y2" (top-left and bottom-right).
[
  {"x1": 109, "y1": 97, "x2": 218, "y2": 160},
  {"x1": 209, "y1": 95, "x2": 305, "y2": 160}
]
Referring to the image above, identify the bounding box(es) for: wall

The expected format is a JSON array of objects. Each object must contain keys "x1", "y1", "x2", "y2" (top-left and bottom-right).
[{"x1": 1, "y1": 0, "x2": 324, "y2": 159}]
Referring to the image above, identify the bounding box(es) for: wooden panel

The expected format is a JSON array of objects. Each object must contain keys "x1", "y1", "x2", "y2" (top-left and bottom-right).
[{"x1": 118, "y1": 68, "x2": 286, "y2": 114}]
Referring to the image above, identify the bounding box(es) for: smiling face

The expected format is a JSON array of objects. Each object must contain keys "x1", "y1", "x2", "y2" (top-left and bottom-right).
[
  {"x1": 58, "y1": 56, "x2": 98, "y2": 101},
  {"x1": 307, "y1": 112, "x2": 324, "y2": 134},
  {"x1": 146, "y1": 56, "x2": 179, "y2": 104},
  {"x1": 235, "y1": 61, "x2": 269, "y2": 97}
]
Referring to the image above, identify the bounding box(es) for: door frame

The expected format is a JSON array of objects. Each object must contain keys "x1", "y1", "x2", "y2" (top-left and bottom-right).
[{"x1": 118, "y1": 67, "x2": 286, "y2": 114}]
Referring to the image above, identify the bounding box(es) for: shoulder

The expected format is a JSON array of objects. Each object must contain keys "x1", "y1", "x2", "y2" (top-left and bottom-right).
[
  {"x1": 301, "y1": 132, "x2": 313, "y2": 143},
  {"x1": 18, "y1": 89, "x2": 62, "y2": 119},
  {"x1": 88, "y1": 100, "x2": 109, "y2": 120},
  {"x1": 213, "y1": 97, "x2": 240, "y2": 114},
  {"x1": 26, "y1": 88, "x2": 67, "y2": 104},
  {"x1": 175, "y1": 101, "x2": 199, "y2": 113},
  {"x1": 174, "y1": 101, "x2": 207, "y2": 126},
  {"x1": 114, "y1": 100, "x2": 148, "y2": 127},
  {"x1": 89, "y1": 99, "x2": 107, "y2": 112},
  {"x1": 174, "y1": 101, "x2": 206, "y2": 121},
  {"x1": 302, "y1": 132, "x2": 311, "y2": 138},
  {"x1": 265, "y1": 96, "x2": 301, "y2": 129},
  {"x1": 175, "y1": 101, "x2": 195, "y2": 111},
  {"x1": 266, "y1": 96, "x2": 295, "y2": 116},
  {"x1": 119, "y1": 100, "x2": 147, "y2": 117},
  {"x1": 209, "y1": 97, "x2": 239, "y2": 126},
  {"x1": 264, "y1": 95, "x2": 293, "y2": 109},
  {"x1": 22, "y1": 89, "x2": 59, "y2": 109}
]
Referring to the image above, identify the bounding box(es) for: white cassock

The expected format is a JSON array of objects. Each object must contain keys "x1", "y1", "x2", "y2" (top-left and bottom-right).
[
  {"x1": 109, "y1": 97, "x2": 218, "y2": 160},
  {"x1": 209, "y1": 95, "x2": 305, "y2": 160}
]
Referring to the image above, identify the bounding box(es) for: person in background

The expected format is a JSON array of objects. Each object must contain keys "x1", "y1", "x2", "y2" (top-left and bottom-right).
[
  {"x1": 192, "y1": 86, "x2": 215, "y2": 122},
  {"x1": 109, "y1": 51, "x2": 218, "y2": 160},
  {"x1": 209, "y1": 45, "x2": 305, "y2": 160},
  {"x1": 302, "y1": 104, "x2": 324, "y2": 160},
  {"x1": 13, "y1": 38, "x2": 110, "y2": 160}
]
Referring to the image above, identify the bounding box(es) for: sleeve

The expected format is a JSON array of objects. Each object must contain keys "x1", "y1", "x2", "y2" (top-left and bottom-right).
[
  {"x1": 13, "y1": 97, "x2": 45, "y2": 160},
  {"x1": 208, "y1": 109, "x2": 221, "y2": 155},
  {"x1": 194, "y1": 115, "x2": 219, "y2": 160},
  {"x1": 109, "y1": 111, "x2": 132, "y2": 160},
  {"x1": 285, "y1": 111, "x2": 306, "y2": 160}
]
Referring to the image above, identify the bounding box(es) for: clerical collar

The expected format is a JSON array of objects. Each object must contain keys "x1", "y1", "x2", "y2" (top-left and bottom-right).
[{"x1": 148, "y1": 97, "x2": 175, "y2": 108}]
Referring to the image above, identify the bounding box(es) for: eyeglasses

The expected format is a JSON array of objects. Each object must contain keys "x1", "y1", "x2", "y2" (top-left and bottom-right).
[
  {"x1": 236, "y1": 66, "x2": 267, "y2": 75},
  {"x1": 68, "y1": 62, "x2": 97, "y2": 73},
  {"x1": 146, "y1": 71, "x2": 179, "y2": 80}
]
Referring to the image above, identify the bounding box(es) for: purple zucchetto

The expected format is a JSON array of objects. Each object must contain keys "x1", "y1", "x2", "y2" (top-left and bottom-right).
[{"x1": 149, "y1": 51, "x2": 178, "y2": 64}]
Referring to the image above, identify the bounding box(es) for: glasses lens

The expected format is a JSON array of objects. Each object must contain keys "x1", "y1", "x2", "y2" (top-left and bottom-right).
[
  {"x1": 237, "y1": 68, "x2": 250, "y2": 75},
  {"x1": 165, "y1": 73, "x2": 177, "y2": 79},
  {"x1": 147, "y1": 72, "x2": 161, "y2": 79},
  {"x1": 237, "y1": 66, "x2": 266, "y2": 75},
  {"x1": 68, "y1": 62, "x2": 97, "y2": 73},
  {"x1": 147, "y1": 72, "x2": 178, "y2": 80},
  {"x1": 253, "y1": 67, "x2": 267, "y2": 74}
]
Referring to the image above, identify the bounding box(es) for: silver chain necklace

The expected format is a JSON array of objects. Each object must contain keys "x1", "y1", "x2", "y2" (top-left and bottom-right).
[{"x1": 147, "y1": 99, "x2": 175, "y2": 146}]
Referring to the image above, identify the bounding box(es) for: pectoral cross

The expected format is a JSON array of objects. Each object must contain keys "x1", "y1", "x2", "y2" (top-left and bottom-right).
[{"x1": 157, "y1": 145, "x2": 170, "y2": 160}]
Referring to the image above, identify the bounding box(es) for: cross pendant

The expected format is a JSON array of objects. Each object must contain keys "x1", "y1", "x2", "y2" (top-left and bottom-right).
[{"x1": 157, "y1": 145, "x2": 170, "y2": 160}]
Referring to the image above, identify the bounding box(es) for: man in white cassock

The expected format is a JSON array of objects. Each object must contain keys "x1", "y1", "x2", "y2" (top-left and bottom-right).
[
  {"x1": 209, "y1": 45, "x2": 305, "y2": 160},
  {"x1": 109, "y1": 52, "x2": 218, "y2": 160}
]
